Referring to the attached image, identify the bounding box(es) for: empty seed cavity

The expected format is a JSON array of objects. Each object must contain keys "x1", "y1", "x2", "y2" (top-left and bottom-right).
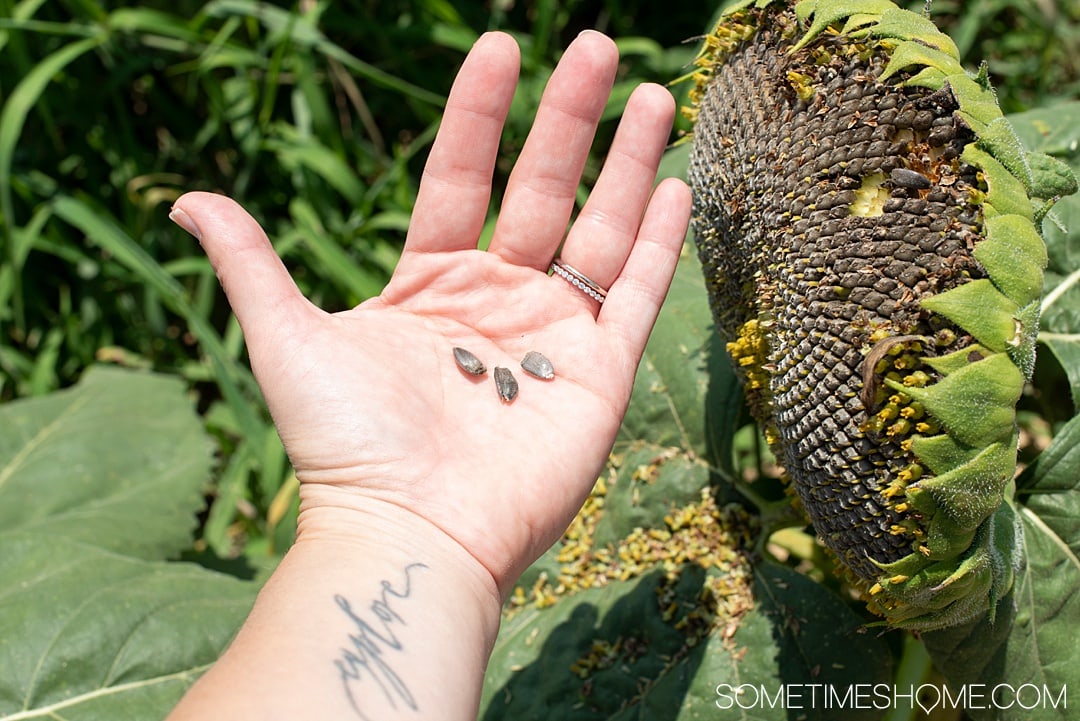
[
  {"x1": 520, "y1": 351, "x2": 555, "y2": 380},
  {"x1": 494, "y1": 367, "x2": 519, "y2": 402},
  {"x1": 453, "y1": 347, "x2": 486, "y2": 376}
]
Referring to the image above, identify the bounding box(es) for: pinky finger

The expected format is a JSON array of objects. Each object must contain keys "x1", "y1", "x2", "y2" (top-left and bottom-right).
[{"x1": 598, "y1": 177, "x2": 692, "y2": 360}]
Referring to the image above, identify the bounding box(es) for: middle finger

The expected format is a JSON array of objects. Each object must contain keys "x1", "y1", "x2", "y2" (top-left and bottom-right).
[{"x1": 487, "y1": 31, "x2": 618, "y2": 269}]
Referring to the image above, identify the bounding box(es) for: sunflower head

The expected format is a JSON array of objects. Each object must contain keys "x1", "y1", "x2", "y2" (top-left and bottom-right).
[{"x1": 687, "y1": 0, "x2": 1075, "y2": 629}]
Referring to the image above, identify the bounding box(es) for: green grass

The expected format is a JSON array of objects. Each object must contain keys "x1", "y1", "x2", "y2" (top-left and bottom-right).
[{"x1": 2, "y1": 0, "x2": 1077, "y2": 561}]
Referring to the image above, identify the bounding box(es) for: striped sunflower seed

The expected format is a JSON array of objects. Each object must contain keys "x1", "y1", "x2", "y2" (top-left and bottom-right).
[
  {"x1": 520, "y1": 351, "x2": 555, "y2": 380},
  {"x1": 493, "y1": 367, "x2": 518, "y2": 402}
]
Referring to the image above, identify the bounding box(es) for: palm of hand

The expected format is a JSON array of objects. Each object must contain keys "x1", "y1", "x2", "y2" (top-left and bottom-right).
[
  {"x1": 173, "y1": 31, "x2": 690, "y2": 592},
  {"x1": 264, "y1": 249, "x2": 631, "y2": 578}
]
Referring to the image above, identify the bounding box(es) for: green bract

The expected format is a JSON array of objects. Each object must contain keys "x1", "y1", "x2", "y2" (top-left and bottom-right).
[{"x1": 687, "y1": 0, "x2": 1076, "y2": 629}]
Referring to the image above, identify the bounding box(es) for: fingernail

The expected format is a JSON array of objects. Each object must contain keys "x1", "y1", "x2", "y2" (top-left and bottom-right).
[{"x1": 169, "y1": 206, "x2": 202, "y2": 241}]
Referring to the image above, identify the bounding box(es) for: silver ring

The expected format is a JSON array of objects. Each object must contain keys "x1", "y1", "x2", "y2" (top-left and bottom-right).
[{"x1": 549, "y1": 258, "x2": 607, "y2": 304}]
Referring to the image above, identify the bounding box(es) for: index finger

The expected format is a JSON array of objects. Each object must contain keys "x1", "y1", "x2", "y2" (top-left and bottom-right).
[{"x1": 403, "y1": 32, "x2": 521, "y2": 257}]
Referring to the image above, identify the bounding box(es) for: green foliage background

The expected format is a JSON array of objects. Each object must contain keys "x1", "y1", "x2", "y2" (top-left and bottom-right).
[{"x1": 1, "y1": 1, "x2": 1079, "y2": 720}]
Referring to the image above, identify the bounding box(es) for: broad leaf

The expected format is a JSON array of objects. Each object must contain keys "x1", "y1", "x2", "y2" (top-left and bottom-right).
[
  {"x1": 619, "y1": 249, "x2": 714, "y2": 457},
  {"x1": 0, "y1": 366, "x2": 212, "y2": 560},
  {"x1": 656, "y1": 142, "x2": 690, "y2": 185},
  {"x1": 481, "y1": 562, "x2": 891, "y2": 720},
  {"x1": 741, "y1": 563, "x2": 893, "y2": 721},
  {"x1": 0, "y1": 532, "x2": 254, "y2": 720},
  {"x1": 1007, "y1": 102, "x2": 1080, "y2": 167},
  {"x1": 704, "y1": 332, "x2": 746, "y2": 487},
  {"x1": 592, "y1": 441, "x2": 711, "y2": 548},
  {"x1": 612, "y1": 564, "x2": 892, "y2": 721},
  {"x1": 482, "y1": 571, "x2": 706, "y2": 720},
  {"x1": 510, "y1": 438, "x2": 712, "y2": 613},
  {"x1": 1017, "y1": 413, "x2": 1080, "y2": 556}
]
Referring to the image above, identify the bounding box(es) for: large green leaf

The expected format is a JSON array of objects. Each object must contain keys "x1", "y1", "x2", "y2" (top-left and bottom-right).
[
  {"x1": 510, "y1": 434, "x2": 714, "y2": 612},
  {"x1": 1008, "y1": 102, "x2": 1080, "y2": 169},
  {"x1": 482, "y1": 571, "x2": 700, "y2": 721},
  {"x1": 488, "y1": 413, "x2": 891, "y2": 721},
  {"x1": 1017, "y1": 413, "x2": 1080, "y2": 556},
  {"x1": 921, "y1": 511, "x2": 1077, "y2": 721},
  {"x1": 0, "y1": 366, "x2": 212, "y2": 559},
  {"x1": 703, "y1": 332, "x2": 746, "y2": 488},
  {"x1": 619, "y1": 249, "x2": 714, "y2": 457},
  {"x1": 592, "y1": 441, "x2": 711, "y2": 549},
  {"x1": 739, "y1": 563, "x2": 894, "y2": 721},
  {"x1": 655, "y1": 147, "x2": 765, "y2": 492},
  {"x1": 0, "y1": 532, "x2": 254, "y2": 721},
  {"x1": 480, "y1": 562, "x2": 891, "y2": 721},
  {"x1": 0, "y1": 368, "x2": 258, "y2": 720}
]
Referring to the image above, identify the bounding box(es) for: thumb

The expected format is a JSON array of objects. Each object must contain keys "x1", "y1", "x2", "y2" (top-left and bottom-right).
[{"x1": 170, "y1": 191, "x2": 314, "y2": 356}]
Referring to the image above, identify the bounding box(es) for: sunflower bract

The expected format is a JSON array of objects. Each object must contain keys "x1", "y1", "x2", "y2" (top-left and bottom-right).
[{"x1": 687, "y1": 0, "x2": 1075, "y2": 629}]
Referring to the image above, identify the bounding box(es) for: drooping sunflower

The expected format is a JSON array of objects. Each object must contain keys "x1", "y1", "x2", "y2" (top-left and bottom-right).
[{"x1": 686, "y1": 0, "x2": 1076, "y2": 629}]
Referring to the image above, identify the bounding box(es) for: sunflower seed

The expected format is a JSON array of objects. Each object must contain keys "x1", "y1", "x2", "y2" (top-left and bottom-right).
[
  {"x1": 493, "y1": 367, "x2": 518, "y2": 402},
  {"x1": 453, "y1": 347, "x2": 486, "y2": 375},
  {"x1": 889, "y1": 167, "x2": 932, "y2": 189},
  {"x1": 520, "y1": 351, "x2": 554, "y2": 380}
]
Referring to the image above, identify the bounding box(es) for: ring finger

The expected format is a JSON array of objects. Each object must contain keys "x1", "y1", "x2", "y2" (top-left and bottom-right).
[
  {"x1": 553, "y1": 82, "x2": 677, "y2": 301},
  {"x1": 487, "y1": 31, "x2": 618, "y2": 269}
]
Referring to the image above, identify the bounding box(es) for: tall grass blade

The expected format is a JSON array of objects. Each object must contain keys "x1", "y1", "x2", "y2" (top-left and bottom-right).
[
  {"x1": 107, "y1": 7, "x2": 203, "y2": 44},
  {"x1": 50, "y1": 195, "x2": 264, "y2": 442},
  {"x1": 0, "y1": 205, "x2": 52, "y2": 324},
  {"x1": 204, "y1": 0, "x2": 447, "y2": 108},
  {"x1": 268, "y1": 135, "x2": 365, "y2": 205},
  {"x1": 0, "y1": 35, "x2": 102, "y2": 325},
  {"x1": 289, "y1": 198, "x2": 386, "y2": 302}
]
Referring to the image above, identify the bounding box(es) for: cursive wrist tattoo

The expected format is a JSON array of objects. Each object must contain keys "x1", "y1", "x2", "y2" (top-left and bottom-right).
[{"x1": 333, "y1": 562, "x2": 429, "y2": 720}]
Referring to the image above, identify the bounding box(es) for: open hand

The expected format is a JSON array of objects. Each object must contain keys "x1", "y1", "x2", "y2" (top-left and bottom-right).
[{"x1": 170, "y1": 30, "x2": 691, "y2": 597}]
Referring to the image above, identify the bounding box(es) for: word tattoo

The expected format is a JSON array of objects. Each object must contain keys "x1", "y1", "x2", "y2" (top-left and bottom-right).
[{"x1": 333, "y1": 562, "x2": 429, "y2": 720}]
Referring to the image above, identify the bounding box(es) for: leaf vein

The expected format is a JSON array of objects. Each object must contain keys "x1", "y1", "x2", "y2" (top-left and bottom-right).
[
  {"x1": 4, "y1": 665, "x2": 210, "y2": 721},
  {"x1": 0, "y1": 393, "x2": 93, "y2": 493}
]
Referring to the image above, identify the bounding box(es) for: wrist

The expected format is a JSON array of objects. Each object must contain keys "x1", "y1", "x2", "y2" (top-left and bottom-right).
[
  {"x1": 295, "y1": 481, "x2": 505, "y2": 627},
  {"x1": 170, "y1": 484, "x2": 504, "y2": 721}
]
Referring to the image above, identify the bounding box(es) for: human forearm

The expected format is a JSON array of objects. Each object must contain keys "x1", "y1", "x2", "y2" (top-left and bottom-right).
[{"x1": 168, "y1": 502, "x2": 503, "y2": 721}]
